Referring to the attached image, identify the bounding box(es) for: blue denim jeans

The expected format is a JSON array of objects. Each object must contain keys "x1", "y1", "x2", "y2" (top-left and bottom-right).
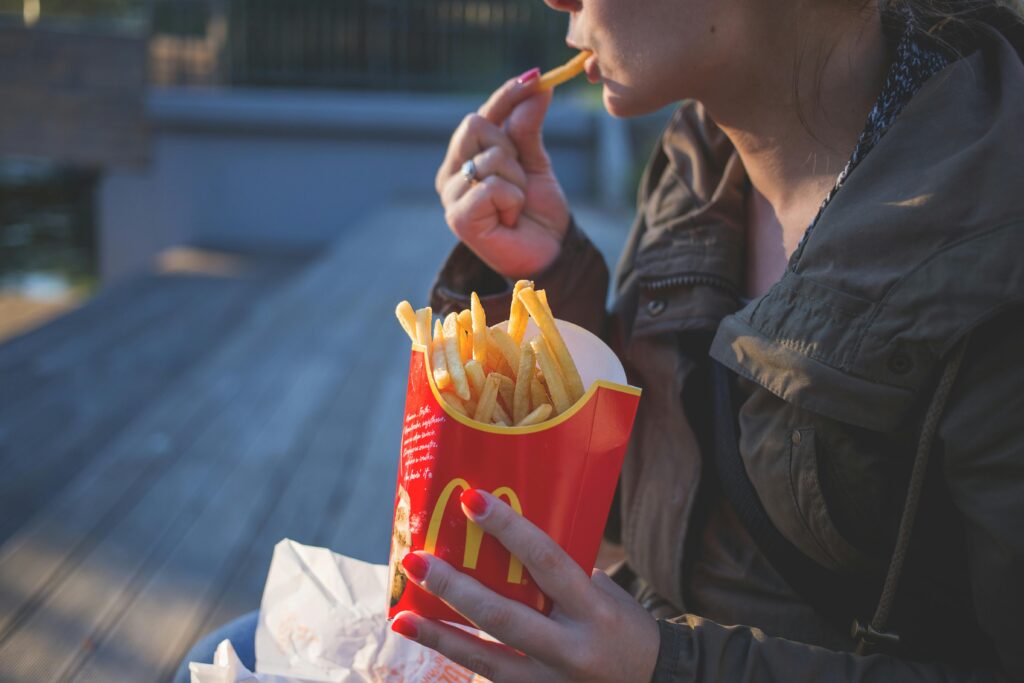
[{"x1": 171, "y1": 610, "x2": 258, "y2": 683}]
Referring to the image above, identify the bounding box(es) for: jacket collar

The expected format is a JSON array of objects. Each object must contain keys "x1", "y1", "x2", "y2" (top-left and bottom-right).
[{"x1": 711, "y1": 23, "x2": 1024, "y2": 431}]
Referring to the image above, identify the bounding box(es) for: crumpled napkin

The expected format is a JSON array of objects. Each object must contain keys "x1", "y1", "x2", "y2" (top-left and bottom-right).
[{"x1": 190, "y1": 539, "x2": 485, "y2": 683}]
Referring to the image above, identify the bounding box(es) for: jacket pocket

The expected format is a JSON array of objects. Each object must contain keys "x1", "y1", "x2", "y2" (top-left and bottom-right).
[{"x1": 787, "y1": 427, "x2": 870, "y2": 573}]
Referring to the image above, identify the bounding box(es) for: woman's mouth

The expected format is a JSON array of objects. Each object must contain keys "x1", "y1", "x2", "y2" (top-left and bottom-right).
[{"x1": 584, "y1": 52, "x2": 601, "y2": 84}]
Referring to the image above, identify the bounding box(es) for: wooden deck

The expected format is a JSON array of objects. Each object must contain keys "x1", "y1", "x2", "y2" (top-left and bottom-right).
[{"x1": 0, "y1": 200, "x2": 629, "y2": 682}]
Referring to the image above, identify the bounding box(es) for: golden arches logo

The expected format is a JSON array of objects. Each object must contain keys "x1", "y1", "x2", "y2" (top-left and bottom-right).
[{"x1": 423, "y1": 478, "x2": 524, "y2": 584}]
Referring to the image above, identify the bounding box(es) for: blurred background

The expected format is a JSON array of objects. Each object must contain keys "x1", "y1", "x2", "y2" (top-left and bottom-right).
[{"x1": 0, "y1": 1, "x2": 670, "y2": 680}]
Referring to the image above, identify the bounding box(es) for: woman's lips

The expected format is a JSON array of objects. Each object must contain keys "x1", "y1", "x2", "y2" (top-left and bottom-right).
[{"x1": 584, "y1": 53, "x2": 601, "y2": 83}]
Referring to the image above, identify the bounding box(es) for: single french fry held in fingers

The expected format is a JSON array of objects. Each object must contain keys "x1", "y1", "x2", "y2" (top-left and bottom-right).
[
  {"x1": 538, "y1": 50, "x2": 592, "y2": 90},
  {"x1": 513, "y1": 343, "x2": 535, "y2": 424},
  {"x1": 488, "y1": 327, "x2": 521, "y2": 378},
  {"x1": 457, "y1": 309, "x2": 473, "y2": 362},
  {"x1": 471, "y1": 292, "x2": 487, "y2": 363},
  {"x1": 431, "y1": 320, "x2": 452, "y2": 390},
  {"x1": 442, "y1": 313, "x2": 472, "y2": 401},
  {"x1": 507, "y1": 280, "x2": 533, "y2": 344},
  {"x1": 395, "y1": 301, "x2": 417, "y2": 343},
  {"x1": 474, "y1": 374, "x2": 501, "y2": 423},
  {"x1": 519, "y1": 287, "x2": 585, "y2": 402},
  {"x1": 517, "y1": 403, "x2": 553, "y2": 426},
  {"x1": 531, "y1": 338, "x2": 571, "y2": 414},
  {"x1": 414, "y1": 307, "x2": 432, "y2": 346}
]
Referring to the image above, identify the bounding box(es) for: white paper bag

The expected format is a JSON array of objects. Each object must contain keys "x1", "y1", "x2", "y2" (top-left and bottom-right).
[{"x1": 190, "y1": 539, "x2": 486, "y2": 683}]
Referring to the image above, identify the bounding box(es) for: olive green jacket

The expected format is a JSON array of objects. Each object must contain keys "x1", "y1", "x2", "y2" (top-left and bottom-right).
[{"x1": 431, "y1": 17, "x2": 1024, "y2": 682}]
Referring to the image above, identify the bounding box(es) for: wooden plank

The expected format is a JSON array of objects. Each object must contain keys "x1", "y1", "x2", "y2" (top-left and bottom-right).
[
  {"x1": 0, "y1": 252, "x2": 337, "y2": 645},
  {"x1": 193, "y1": 318, "x2": 407, "y2": 642},
  {"x1": 0, "y1": 275, "x2": 166, "y2": 377},
  {"x1": 0, "y1": 293, "x2": 349, "y2": 680},
  {"x1": 187, "y1": 205, "x2": 445, "y2": 659},
  {"x1": 68, "y1": 211, "x2": 448, "y2": 682},
  {"x1": 0, "y1": 268, "x2": 299, "y2": 543},
  {"x1": 0, "y1": 205, "x2": 454, "y2": 681},
  {"x1": 0, "y1": 25, "x2": 147, "y2": 166},
  {"x1": 321, "y1": 356, "x2": 407, "y2": 561},
  {"x1": 0, "y1": 361, "x2": 326, "y2": 682}
]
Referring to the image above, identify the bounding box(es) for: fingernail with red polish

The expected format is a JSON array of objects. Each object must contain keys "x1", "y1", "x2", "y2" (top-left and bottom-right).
[
  {"x1": 461, "y1": 489, "x2": 489, "y2": 517},
  {"x1": 402, "y1": 553, "x2": 429, "y2": 582},
  {"x1": 391, "y1": 615, "x2": 419, "y2": 640},
  {"x1": 516, "y1": 67, "x2": 540, "y2": 85}
]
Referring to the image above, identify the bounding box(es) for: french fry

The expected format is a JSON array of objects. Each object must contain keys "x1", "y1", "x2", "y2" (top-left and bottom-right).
[
  {"x1": 396, "y1": 301, "x2": 417, "y2": 343},
  {"x1": 513, "y1": 343, "x2": 535, "y2": 424},
  {"x1": 471, "y1": 292, "x2": 487, "y2": 363},
  {"x1": 474, "y1": 374, "x2": 500, "y2": 423},
  {"x1": 488, "y1": 327, "x2": 521, "y2": 378},
  {"x1": 519, "y1": 287, "x2": 585, "y2": 403},
  {"x1": 397, "y1": 281, "x2": 592, "y2": 429},
  {"x1": 414, "y1": 307, "x2": 432, "y2": 346},
  {"x1": 493, "y1": 402, "x2": 512, "y2": 426},
  {"x1": 464, "y1": 359, "x2": 486, "y2": 397},
  {"x1": 443, "y1": 313, "x2": 472, "y2": 401},
  {"x1": 442, "y1": 393, "x2": 468, "y2": 416},
  {"x1": 531, "y1": 377, "x2": 550, "y2": 412},
  {"x1": 536, "y1": 289, "x2": 551, "y2": 315},
  {"x1": 507, "y1": 280, "x2": 533, "y2": 344},
  {"x1": 517, "y1": 403, "x2": 553, "y2": 426},
  {"x1": 486, "y1": 343, "x2": 514, "y2": 377},
  {"x1": 492, "y1": 373, "x2": 515, "y2": 412},
  {"x1": 538, "y1": 50, "x2": 591, "y2": 90},
  {"x1": 431, "y1": 320, "x2": 452, "y2": 390},
  {"x1": 494, "y1": 418, "x2": 509, "y2": 427},
  {"x1": 531, "y1": 338, "x2": 571, "y2": 414},
  {"x1": 457, "y1": 309, "x2": 473, "y2": 362}
]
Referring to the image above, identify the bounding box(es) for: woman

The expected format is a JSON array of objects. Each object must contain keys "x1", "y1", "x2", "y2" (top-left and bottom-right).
[
  {"x1": 176, "y1": 1, "x2": 1023, "y2": 680},
  {"x1": 397, "y1": 0, "x2": 1024, "y2": 680}
]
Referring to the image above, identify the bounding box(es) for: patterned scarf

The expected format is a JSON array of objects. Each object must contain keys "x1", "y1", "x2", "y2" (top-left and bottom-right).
[{"x1": 790, "y1": 9, "x2": 952, "y2": 264}]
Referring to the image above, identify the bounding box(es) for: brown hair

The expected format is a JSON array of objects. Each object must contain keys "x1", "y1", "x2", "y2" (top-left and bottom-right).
[
  {"x1": 885, "y1": 0, "x2": 1024, "y2": 39},
  {"x1": 793, "y1": 0, "x2": 1022, "y2": 149}
]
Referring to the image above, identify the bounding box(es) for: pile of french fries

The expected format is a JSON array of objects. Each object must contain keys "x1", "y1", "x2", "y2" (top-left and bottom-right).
[{"x1": 395, "y1": 282, "x2": 585, "y2": 428}]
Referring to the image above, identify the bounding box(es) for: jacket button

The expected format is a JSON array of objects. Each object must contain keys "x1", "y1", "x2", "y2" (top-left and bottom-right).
[
  {"x1": 646, "y1": 299, "x2": 667, "y2": 316},
  {"x1": 887, "y1": 352, "x2": 914, "y2": 375},
  {"x1": 791, "y1": 430, "x2": 802, "y2": 445}
]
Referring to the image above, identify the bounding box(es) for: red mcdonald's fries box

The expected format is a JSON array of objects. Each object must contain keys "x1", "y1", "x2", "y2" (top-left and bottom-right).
[{"x1": 387, "y1": 319, "x2": 641, "y2": 627}]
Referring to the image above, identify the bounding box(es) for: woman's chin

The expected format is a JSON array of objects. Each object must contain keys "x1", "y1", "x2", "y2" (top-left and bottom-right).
[
  {"x1": 602, "y1": 88, "x2": 630, "y2": 118},
  {"x1": 602, "y1": 84, "x2": 659, "y2": 118}
]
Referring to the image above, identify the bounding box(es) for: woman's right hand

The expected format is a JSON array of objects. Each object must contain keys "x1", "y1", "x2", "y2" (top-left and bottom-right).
[{"x1": 435, "y1": 71, "x2": 571, "y2": 280}]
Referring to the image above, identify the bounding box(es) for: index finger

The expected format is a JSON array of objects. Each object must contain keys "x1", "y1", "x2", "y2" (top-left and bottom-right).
[
  {"x1": 462, "y1": 489, "x2": 593, "y2": 619},
  {"x1": 478, "y1": 71, "x2": 541, "y2": 126}
]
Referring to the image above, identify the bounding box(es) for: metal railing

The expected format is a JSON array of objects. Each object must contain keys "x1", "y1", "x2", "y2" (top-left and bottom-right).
[{"x1": 150, "y1": 0, "x2": 572, "y2": 93}]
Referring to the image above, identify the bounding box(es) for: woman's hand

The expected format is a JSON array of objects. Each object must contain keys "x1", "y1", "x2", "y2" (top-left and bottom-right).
[
  {"x1": 391, "y1": 490, "x2": 660, "y2": 682},
  {"x1": 435, "y1": 71, "x2": 571, "y2": 280}
]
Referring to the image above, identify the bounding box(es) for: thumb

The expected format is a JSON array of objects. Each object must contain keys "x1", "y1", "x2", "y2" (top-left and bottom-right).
[{"x1": 506, "y1": 88, "x2": 554, "y2": 174}]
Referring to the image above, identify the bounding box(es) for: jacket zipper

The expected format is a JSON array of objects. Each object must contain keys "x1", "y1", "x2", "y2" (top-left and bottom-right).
[{"x1": 642, "y1": 273, "x2": 738, "y2": 296}]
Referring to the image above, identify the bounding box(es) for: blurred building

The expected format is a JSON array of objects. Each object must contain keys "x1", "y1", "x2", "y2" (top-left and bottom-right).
[{"x1": 1, "y1": 0, "x2": 663, "y2": 323}]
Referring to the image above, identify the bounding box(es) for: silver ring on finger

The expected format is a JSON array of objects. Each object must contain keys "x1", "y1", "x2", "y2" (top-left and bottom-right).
[{"x1": 460, "y1": 159, "x2": 479, "y2": 186}]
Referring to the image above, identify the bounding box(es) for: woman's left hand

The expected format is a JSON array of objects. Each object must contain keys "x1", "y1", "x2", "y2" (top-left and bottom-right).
[{"x1": 391, "y1": 489, "x2": 660, "y2": 682}]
